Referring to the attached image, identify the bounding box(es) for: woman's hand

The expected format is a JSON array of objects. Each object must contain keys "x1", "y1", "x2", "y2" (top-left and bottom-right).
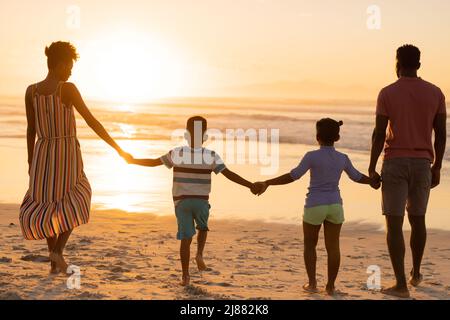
[{"x1": 118, "y1": 149, "x2": 133, "y2": 163}]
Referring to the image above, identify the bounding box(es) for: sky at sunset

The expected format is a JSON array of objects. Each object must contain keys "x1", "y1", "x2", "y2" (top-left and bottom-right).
[{"x1": 1, "y1": 0, "x2": 450, "y2": 102}]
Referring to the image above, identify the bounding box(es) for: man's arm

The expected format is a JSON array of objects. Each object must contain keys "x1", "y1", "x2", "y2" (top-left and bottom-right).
[
  {"x1": 221, "y1": 168, "x2": 253, "y2": 189},
  {"x1": 368, "y1": 115, "x2": 389, "y2": 176},
  {"x1": 431, "y1": 113, "x2": 447, "y2": 188},
  {"x1": 128, "y1": 158, "x2": 163, "y2": 167}
]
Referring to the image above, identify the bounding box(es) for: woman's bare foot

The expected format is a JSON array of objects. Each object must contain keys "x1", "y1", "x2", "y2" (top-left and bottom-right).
[
  {"x1": 180, "y1": 274, "x2": 190, "y2": 286},
  {"x1": 302, "y1": 283, "x2": 319, "y2": 293},
  {"x1": 195, "y1": 255, "x2": 207, "y2": 271},
  {"x1": 409, "y1": 269, "x2": 423, "y2": 287},
  {"x1": 49, "y1": 261, "x2": 60, "y2": 275},
  {"x1": 49, "y1": 252, "x2": 68, "y2": 274},
  {"x1": 381, "y1": 285, "x2": 410, "y2": 298}
]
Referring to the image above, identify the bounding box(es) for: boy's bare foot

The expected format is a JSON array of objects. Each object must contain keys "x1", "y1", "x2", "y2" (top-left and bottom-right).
[
  {"x1": 381, "y1": 285, "x2": 410, "y2": 298},
  {"x1": 302, "y1": 283, "x2": 319, "y2": 293},
  {"x1": 49, "y1": 252, "x2": 68, "y2": 274},
  {"x1": 409, "y1": 269, "x2": 423, "y2": 287},
  {"x1": 180, "y1": 275, "x2": 190, "y2": 286},
  {"x1": 195, "y1": 255, "x2": 207, "y2": 271}
]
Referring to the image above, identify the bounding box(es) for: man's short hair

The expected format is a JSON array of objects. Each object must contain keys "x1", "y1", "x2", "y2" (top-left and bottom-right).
[{"x1": 396, "y1": 44, "x2": 421, "y2": 69}]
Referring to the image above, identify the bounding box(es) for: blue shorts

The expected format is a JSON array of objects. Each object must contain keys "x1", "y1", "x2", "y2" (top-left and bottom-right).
[{"x1": 175, "y1": 199, "x2": 210, "y2": 240}]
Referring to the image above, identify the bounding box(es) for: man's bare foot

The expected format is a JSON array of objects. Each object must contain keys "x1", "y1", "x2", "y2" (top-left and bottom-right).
[
  {"x1": 326, "y1": 285, "x2": 348, "y2": 296},
  {"x1": 195, "y1": 255, "x2": 207, "y2": 271},
  {"x1": 302, "y1": 283, "x2": 319, "y2": 293},
  {"x1": 409, "y1": 269, "x2": 423, "y2": 287},
  {"x1": 180, "y1": 275, "x2": 190, "y2": 286},
  {"x1": 49, "y1": 252, "x2": 68, "y2": 273},
  {"x1": 381, "y1": 285, "x2": 410, "y2": 298}
]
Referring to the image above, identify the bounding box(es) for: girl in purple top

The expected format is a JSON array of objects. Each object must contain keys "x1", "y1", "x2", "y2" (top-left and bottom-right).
[{"x1": 254, "y1": 118, "x2": 379, "y2": 295}]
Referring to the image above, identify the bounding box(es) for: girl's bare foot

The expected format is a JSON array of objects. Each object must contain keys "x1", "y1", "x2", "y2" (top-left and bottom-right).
[
  {"x1": 180, "y1": 275, "x2": 190, "y2": 286},
  {"x1": 49, "y1": 252, "x2": 68, "y2": 273},
  {"x1": 302, "y1": 283, "x2": 319, "y2": 293},
  {"x1": 381, "y1": 285, "x2": 410, "y2": 298},
  {"x1": 195, "y1": 255, "x2": 207, "y2": 271}
]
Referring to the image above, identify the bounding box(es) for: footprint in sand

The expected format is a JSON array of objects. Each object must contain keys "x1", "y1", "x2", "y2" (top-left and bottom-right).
[
  {"x1": 20, "y1": 254, "x2": 50, "y2": 263},
  {"x1": 74, "y1": 291, "x2": 108, "y2": 299},
  {"x1": 111, "y1": 266, "x2": 130, "y2": 273},
  {"x1": 0, "y1": 291, "x2": 23, "y2": 300},
  {"x1": 0, "y1": 257, "x2": 12, "y2": 263},
  {"x1": 11, "y1": 245, "x2": 26, "y2": 251}
]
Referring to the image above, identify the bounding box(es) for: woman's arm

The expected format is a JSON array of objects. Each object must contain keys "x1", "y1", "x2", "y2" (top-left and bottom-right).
[
  {"x1": 65, "y1": 83, "x2": 131, "y2": 160},
  {"x1": 25, "y1": 86, "x2": 36, "y2": 174}
]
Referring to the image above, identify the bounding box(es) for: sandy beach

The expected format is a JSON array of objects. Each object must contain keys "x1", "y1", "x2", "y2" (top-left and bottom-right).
[{"x1": 0, "y1": 203, "x2": 448, "y2": 300}]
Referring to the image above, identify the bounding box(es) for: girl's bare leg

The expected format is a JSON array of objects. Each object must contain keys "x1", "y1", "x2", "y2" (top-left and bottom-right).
[
  {"x1": 303, "y1": 222, "x2": 321, "y2": 292},
  {"x1": 323, "y1": 221, "x2": 342, "y2": 295}
]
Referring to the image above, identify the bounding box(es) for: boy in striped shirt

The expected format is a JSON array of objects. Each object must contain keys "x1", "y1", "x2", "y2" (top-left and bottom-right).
[{"x1": 127, "y1": 116, "x2": 254, "y2": 286}]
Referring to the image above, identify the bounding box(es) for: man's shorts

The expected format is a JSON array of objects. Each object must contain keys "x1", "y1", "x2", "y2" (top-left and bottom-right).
[
  {"x1": 381, "y1": 158, "x2": 432, "y2": 216},
  {"x1": 303, "y1": 204, "x2": 345, "y2": 225},
  {"x1": 174, "y1": 198, "x2": 210, "y2": 240}
]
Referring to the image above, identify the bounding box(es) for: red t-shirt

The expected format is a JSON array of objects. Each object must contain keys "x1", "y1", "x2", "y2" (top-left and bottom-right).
[{"x1": 376, "y1": 77, "x2": 447, "y2": 161}]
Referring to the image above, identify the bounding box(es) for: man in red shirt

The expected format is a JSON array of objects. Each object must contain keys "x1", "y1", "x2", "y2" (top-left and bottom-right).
[{"x1": 369, "y1": 44, "x2": 447, "y2": 298}]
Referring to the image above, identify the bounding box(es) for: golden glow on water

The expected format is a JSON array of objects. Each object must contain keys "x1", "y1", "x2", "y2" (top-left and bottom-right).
[{"x1": 84, "y1": 139, "x2": 171, "y2": 214}]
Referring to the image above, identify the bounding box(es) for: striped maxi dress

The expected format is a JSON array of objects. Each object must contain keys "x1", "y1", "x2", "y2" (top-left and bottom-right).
[{"x1": 20, "y1": 82, "x2": 92, "y2": 240}]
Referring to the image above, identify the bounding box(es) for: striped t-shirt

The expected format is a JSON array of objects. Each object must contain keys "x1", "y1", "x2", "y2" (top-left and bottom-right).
[{"x1": 160, "y1": 146, "x2": 226, "y2": 205}]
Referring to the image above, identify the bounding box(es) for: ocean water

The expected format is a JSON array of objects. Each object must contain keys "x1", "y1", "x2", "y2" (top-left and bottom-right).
[{"x1": 1, "y1": 97, "x2": 449, "y2": 229}]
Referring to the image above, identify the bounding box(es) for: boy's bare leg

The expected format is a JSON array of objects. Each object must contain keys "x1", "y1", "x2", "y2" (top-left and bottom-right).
[
  {"x1": 46, "y1": 236, "x2": 59, "y2": 274},
  {"x1": 303, "y1": 222, "x2": 321, "y2": 292},
  {"x1": 195, "y1": 230, "x2": 208, "y2": 271},
  {"x1": 180, "y1": 237, "x2": 193, "y2": 286},
  {"x1": 323, "y1": 221, "x2": 342, "y2": 295}
]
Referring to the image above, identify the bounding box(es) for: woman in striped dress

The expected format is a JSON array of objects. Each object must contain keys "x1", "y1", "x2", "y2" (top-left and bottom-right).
[{"x1": 20, "y1": 41, "x2": 131, "y2": 274}]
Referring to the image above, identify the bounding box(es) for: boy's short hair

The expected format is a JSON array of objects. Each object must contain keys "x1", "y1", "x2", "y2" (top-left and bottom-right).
[
  {"x1": 316, "y1": 118, "x2": 343, "y2": 144},
  {"x1": 45, "y1": 41, "x2": 79, "y2": 69},
  {"x1": 186, "y1": 116, "x2": 207, "y2": 139}
]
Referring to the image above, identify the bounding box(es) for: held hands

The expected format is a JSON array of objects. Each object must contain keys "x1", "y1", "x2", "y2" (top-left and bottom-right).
[
  {"x1": 369, "y1": 171, "x2": 381, "y2": 190},
  {"x1": 118, "y1": 149, "x2": 134, "y2": 163},
  {"x1": 250, "y1": 181, "x2": 268, "y2": 196}
]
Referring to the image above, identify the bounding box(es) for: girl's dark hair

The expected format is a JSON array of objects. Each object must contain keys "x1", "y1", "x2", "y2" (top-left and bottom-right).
[
  {"x1": 316, "y1": 118, "x2": 343, "y2": 144},
  {"x1": 45, "y1": 41, "x2": 79, "y2": 69}
]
